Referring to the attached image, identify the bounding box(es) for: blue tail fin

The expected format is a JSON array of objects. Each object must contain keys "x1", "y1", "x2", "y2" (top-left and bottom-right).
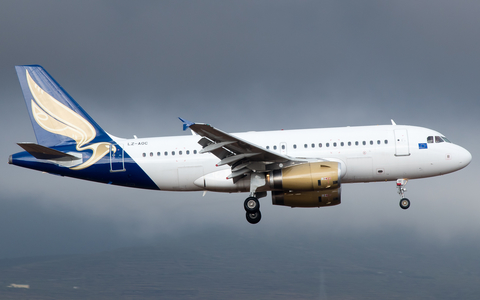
[{"x1": 15, "y1": 65, "x2": 111, "y2": 147}]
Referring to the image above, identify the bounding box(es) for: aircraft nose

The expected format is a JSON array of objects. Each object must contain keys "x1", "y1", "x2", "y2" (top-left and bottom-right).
[{"x1": 456, "y1": 146, "x2": 472, "y2": 169}]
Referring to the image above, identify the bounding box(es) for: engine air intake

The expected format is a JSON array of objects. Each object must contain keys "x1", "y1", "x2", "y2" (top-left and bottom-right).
[{"x1": 268, "y1": 161, "x2": 340, "y2": 191}]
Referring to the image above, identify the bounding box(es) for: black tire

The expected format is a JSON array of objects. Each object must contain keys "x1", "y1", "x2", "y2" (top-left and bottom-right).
[
  {"x1": 399, "y1": 198, "x2": 410, "y2": 209},
  {"x1": 246, "y1": 211, "x2": 262, "y2": 224},
  {"x1": 244, "y1": 197, "x2": 260, "y2": 213}
]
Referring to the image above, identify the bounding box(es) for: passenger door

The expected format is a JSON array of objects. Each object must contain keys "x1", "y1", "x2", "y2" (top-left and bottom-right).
[{"x1": 394, "y1": 130, "x2": 410, "y2": 156}]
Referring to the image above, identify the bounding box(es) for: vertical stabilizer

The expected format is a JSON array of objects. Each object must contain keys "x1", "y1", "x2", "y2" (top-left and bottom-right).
[{"x1": 15, "y1": 65, "x2": 111, "y2": 147}]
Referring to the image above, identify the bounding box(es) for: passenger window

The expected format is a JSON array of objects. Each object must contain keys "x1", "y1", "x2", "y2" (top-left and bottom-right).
[
  {"x1": 273, "y1": 145, "x2": 277, "y2": 150},
  {"x1": 370, "y1": 141, "x2": 373, "y2": 145},
  {"x1": 311, "y1": 143, "x2": 315, "y2": 148},
  {"x1": 194, "y1": 150, "x2": 197, "y2": 154},
  {"x1": 164, "y1": 151, "x2": 168, "y2": 156},
  {"x1": 333, "y1": 142, "x2": 337, "y2": 147},
  {"x1": 293, "y1": 144, "x2": 297, "y2": 149},
  {"x1": 282, "y1": 145, "x2": 286, "y2": 150},
  {"x1": 326, "y1": 143, "x2": 330, "y2": 147},
  {"x1": 340, "y1": 142, "x2": 344, "y2": 147},
  {"x1": 427, "y1": 136, "x2": 434, "y2": 143},
  {"x1": 186, "y1": 150, "x2": 190, "y2": 155},
  {"x1": 363, "y1": 141, "x2": 366, "y2": 145},
  {"x1": 304, "y1": 144, "x2": 308, "y2": 148},
  {"x1": 385, "y1": 140, "x2": 388, "y2": 144},
  {"x1": 157, "y1": 152, "x2": 160, "y2": 156},
  {"x1": 142, "y1": 153, "x2": 146, "y2": 157},
  {"x1": 318, "y1": 143, "x2": 322, "y2": 148},
  {"x1": 266, "y1": 146, "x2": 270, "y2": 150},
  {"x1": 150, "y1": 152, "x2": 153, "y2": 157},
  {"x1": 179, "y1": 151, "x2": 183, "y2": 155},
  {"x1": 435, "y1": 136, "x2": 444, "y2": 143},
  {"x1": 172, "y1": 151, "x2": 175, "y2": 155},
  {"x1": 355, "y1": 141, "x2": 359, "y2": 146},
  {"x1": 377, "y1": 140, "x2": 380, "y2": 145},
  {"x1": 348, "y1": 141, "x2": 351, "y2": 146}
]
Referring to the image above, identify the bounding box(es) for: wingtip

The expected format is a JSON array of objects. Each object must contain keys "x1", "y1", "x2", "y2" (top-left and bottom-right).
[{"x1": 178, "y1": 117, "x2": 195, "y2": 131}]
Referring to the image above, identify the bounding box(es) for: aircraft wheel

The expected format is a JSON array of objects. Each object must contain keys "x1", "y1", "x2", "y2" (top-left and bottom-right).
[
  {"x1": 244, "y1": 197, "x2": 260, "y2": 213},
  {"x1": 246, "y1": 211, "x2": 262, "y2": 224},
  {"x1": 399, "y1": 198, "x2": 410, "y2": 210}
]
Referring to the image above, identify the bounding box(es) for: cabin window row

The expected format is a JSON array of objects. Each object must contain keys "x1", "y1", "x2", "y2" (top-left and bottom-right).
[
  {"x1": 265, "y1": 140, "x2": 389, "y2": 150},
  {"x1": 142, "y1": 149, "x2": 198, "y2": 157}
]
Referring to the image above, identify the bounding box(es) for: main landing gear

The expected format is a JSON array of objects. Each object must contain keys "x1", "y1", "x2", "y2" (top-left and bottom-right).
[
  {"x1": 244, "y1": 173, "x2": 266, "y2": 224},
  {"x1": 244, "y1": 196, "x2": 261, "y2": 224},
  {"x1": 397, "y1": 179, "x2": 410, "y2": 209}
]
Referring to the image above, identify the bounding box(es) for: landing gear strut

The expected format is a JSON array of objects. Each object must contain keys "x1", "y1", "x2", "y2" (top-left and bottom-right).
[{"x1": 396, "y1": 179, "x2": 410, "y2": 210}]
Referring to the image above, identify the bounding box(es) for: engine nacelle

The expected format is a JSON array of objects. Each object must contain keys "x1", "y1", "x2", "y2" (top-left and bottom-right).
[
  {"x1": 272, "y1": 188, "x2": 341, "y2": 208},
  {"x1": 268, "y1": 162, "x2": 340, "y2": 191}
]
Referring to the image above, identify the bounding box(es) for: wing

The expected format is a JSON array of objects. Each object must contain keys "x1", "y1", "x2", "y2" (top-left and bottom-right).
[{"x1": 179, "y1": 118, "x2": 302, "y2": 180}]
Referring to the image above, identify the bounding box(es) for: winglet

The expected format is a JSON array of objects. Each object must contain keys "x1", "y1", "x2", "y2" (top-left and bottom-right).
[
  {"x1": 391, "y1": 119, "x2": 397, "y2": 125},
  {"x1": 179, "y1": 117, "x2": 195, "y2": 131}
]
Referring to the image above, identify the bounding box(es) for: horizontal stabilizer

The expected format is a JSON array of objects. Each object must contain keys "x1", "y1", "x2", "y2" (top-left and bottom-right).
[{"x1": 17, "y1": 143, "x2": 78, "y2": 160}]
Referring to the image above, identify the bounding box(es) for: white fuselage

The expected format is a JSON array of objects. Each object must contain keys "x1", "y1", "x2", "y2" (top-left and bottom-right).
[{"x1": 111, "y1": 124, "x2": 472, "y2": 192}]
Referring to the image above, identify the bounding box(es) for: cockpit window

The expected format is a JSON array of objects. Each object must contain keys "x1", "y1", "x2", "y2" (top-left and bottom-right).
[
  {"x1": 442, "y1": 136, "x2": 451, "y2": 143},
  {"x1": 429, "y1": 135, "x2": 451, "y2": 143}
]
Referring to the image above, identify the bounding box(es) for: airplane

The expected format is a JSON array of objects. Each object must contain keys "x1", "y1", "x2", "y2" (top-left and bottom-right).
[{"x1": 9, "y1": 65, "x2": 472, "y2": 224}]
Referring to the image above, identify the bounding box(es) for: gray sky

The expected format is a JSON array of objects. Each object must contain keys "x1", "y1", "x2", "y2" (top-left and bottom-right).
[{"x1": 0, "y1": 0, "x2": 479, "y2": 261}]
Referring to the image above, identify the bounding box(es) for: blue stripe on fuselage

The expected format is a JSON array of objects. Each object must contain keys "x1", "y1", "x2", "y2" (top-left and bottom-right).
[{"x1": 10, "y1": 144, "x2": 159, "y2": 190}]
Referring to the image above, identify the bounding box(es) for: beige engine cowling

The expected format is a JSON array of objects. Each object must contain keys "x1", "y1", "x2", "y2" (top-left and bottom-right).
[
  {"x1": 271, "y1": 188, "x2": 341, "y2": 208},
  {"x1": 267, "y1": 161, "x2": 340, "y2": 191}
]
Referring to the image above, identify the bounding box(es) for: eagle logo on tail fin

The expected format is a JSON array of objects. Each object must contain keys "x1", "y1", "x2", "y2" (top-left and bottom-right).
[{"x1": 26, "y1": 70, "x2": 113, "y2": 170}]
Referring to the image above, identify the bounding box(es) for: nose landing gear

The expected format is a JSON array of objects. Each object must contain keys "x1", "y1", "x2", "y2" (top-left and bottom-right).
[
  {"x1": 397, "y1": 179, "x2": 410, "y2": 209},
  {"x1": 400, "y1": 198, "x2": 410, "y2": 209}
]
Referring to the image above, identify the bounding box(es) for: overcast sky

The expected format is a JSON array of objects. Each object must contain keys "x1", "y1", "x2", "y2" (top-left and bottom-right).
[{"x1": 0, "y1": 0, "x2": 479, "y2": 263}]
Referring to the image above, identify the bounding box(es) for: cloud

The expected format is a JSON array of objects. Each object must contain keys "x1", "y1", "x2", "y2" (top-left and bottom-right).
[{"x1": 0, "y1": 0, "x2": 478, "y2": 258}]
